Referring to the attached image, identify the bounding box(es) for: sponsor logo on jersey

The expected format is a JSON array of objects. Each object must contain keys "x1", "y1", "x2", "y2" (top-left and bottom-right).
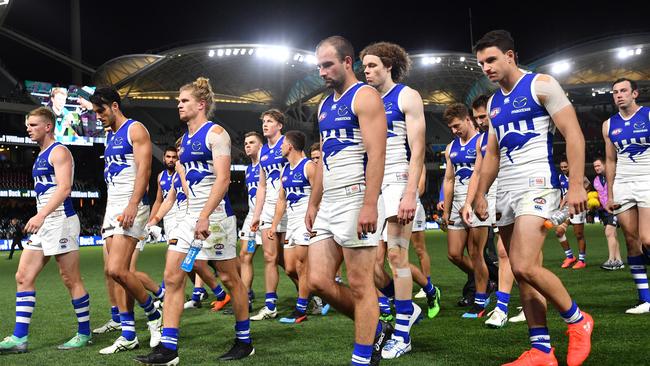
[
  {"x1": 113, "y1": 137, "x2": 123, "y2": 146},
  {"x1": 294, "y1": 172, "x2": 303, "y2": 180},
  {"x1": 467, "y1": 148, "x2": 477, "y2": 157},
  {"x1": 192, "y1": 141, "x2": 202, "y2": 151},
  {"x1": 38, "y1": 159, "x2": 47, "y2": 167},
  {"x1": 338, "y1": 105, "x2": 349, "y2": 116},
  {"x1": 512, "y1": 96, "x2": 527, "y2": 108},
  {"x1": 634, "y1": 121, "x2": 646, "y2": 129}
]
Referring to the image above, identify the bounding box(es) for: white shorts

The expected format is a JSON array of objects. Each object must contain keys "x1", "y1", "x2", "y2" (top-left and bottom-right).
[
  {"x1": 613, "y1": 180, "x2": 650, "y2": 215},
  {"x1": 163, "y1": 217, "x2": 175, "y2": 241},
  {"x1": 168, "y1": 213, "x2": 237, "y2": 261},
  {"x1": 25, "y1": 213, "x2": 80, "y2": 256},
  {"x1": 496, "y1": 188, "x2": 561, "y2": 227},
  {"x1": 412, "y1": 200, "x2": 426, "y2": 233},
  {"x1": 448, "y1": 196, "x2": 493, "y2": 230},
  {"x1": 239, "y1": 212, "x2": 262, "y2": 245},
  {"x1": 284, "y1": 211, "x2": 311, "y2": 248},
  {"x1": 382, "y1": 182, "x2": 407, "y2": 219},
  {"x1": 259, "y1": 200, "x2": 288, "y2": 232},
  {"x1": 569, "y1": 211, "x2": 586, "y2": 225},
  {"x1": 102, "y1": 202, "x2": 149, "y2": 241},
  {"x1": 311, "y1": 185, "x2": 385, "y2": 248}
]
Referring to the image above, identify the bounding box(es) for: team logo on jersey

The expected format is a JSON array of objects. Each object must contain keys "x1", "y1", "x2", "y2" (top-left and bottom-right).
[
  {"x1": 533, "y1": 197, "x2": 546, "y2": 205},
  {"x1": 319, "y1": 112, "x2": 327, "y2": 121},
  {"x1": 490, "y1": 108, "x2": 500, "y2": 118},
  {"x1": 500, "y1": 131, "x2": 540, "y2": 163},
  {"x1": 512, "y1": 96, "x2": 528, "y2": 109},
  {"x1": 611, "y1": 128, "x2": 623, "y2": 136},
  {"x1": 338, "y1": 105, "x2": 349, "y2": 116},
  {"x1": 191, "y1": 141, "x2": 202, "y2": 151},
  {"x1": 634, "y1": 121, "x2": 646, "y2": 130}
]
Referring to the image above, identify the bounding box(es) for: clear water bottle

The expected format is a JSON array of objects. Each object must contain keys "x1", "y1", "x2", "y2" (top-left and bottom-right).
[
  {"x1": 246, "y1": 232, "x2": 256, "y2": 253},
  {"x1": 543, "y1": 206, "x2": 570, "y2": 229},
  {"x1": 181, "y1": 239, "x2": 202, "y2": 272},
  {"x1": 433, "y1": 214, "x2": 448, "y2": 232}
]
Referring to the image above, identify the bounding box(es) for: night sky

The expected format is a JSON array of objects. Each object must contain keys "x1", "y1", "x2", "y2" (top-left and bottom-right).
[{"x1": 1, "y1": 0, "x2": 649, "y2": 86}]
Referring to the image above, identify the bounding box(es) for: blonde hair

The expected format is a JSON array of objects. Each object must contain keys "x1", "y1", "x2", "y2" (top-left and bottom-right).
[
  {"x1": 27, "y1": 106, "x2": 56, "y2": 126},
  {"x1": 180, "y1": 77, "x2": 215, "y2": 117}
]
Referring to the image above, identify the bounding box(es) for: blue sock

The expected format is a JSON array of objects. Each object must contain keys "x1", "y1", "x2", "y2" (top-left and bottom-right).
[
  {"x1": 474, "y1": 292, "x2": 488, "y2": 308},
  {"x1": 212, "y1": 285, "x2": 226, "y2": 301},
  {"x1": 110, "y1": 305, "x2": 119, "y2": 323},
  {"x1": 423, "y1": 277, "x2": 436, "y2": 296},
  {"x1": 71, "y1": 293, "x2": 90, "y2": 336},
  {"x1": 565, "y1": 248, "x2": 574, "y2": 259},
  {"x1": 495, "y1": 291, "x2": 510, "y2": 314},
  {"x1": 378, "y1": 296, "x2": 391, "y2": 315},
  {"x1": 578, "y1": 252, "x2": 586, "y2": 263},
  {"x1": 191, "y1": 287, "x2": 203, "y2": 302},
  {"x1": 154, "y1": 285, "x2": 165, "y2": 300},
  {"x1": 13, "y1": 291, "x2": 35, "y2": 338},
  {"x1": 380, "y1": 280, "x2": 395, "y2": 298},
  {"x1": 160, "y1": 280, "x2": 165, "y2": 290},
  {"x1": 529, "y1": 327, "x2": 551, "y2": 353},
  {"x1": 161, "y1": 327, "x2": 179, "y2": 351},
  {"x1": 120, "y1": 312, "x2": 136, "y2": 341},
  {"x1": 351, "y1": 343, "x2": 373, "y2": 366},
  {"x1": 629, "y1": 255, "x2": 650, "y2": 302},
  {"x1": 139, "y1": 295, "x2": 161, "y2": 321},
  {"x1": 296, "y1": 298, "x2": 308, "y2": 314},
  {"x1": 265, "y1": 292, "x2": 278, "y2": 311},
  {"x1": 392, "y1": 299, "x2": 414, "y2": 343},
  {"x1": 559, "y1": 301, "x2": 584, "y2": 324},
  {"x1": 235, "y1": 320, "x2": 251, "y2": 344}
]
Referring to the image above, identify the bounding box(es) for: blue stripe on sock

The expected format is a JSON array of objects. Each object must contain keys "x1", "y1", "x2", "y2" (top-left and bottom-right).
[
  {"x1": 265, "y1": 292, "x2": 278, "y2": 311},
  {"x1": 296, "y1": 298, "x2": 308, "y2": 313},
  {"x1": 13, "y1": 291, "x2": 35, "y2": 338},
  {"x1": 393, "y1": 299, "x2": 414, "y2": 343},
  {"x1": 378, "y1": 296, "x2": 391, "y2": 314},
  {"x1": 161, "y1": 327, "x2": 179, "y2": 350},
  {"x1": 191, "y1": 287, "x2": 203, "y2": 302},
  {"x1": 529, "y1": 327, "x2": 551, "y2": 353},
  {"x1": 139, "y1": 295, "x2": 161, "y2": 321},
  {"x1": 474, "y1": 292, "x2": 488, "y2": 308},
  {"x1": 496, "y1": 291, "x2": 510, "y2": 314},
  {"x1": 629, "y1": 255, "x2": 650, "y2": 302},
  {"x1": 235, "y1": 320, "x2": 251, "y2": 343},
  {"x1": 351, "y1": 343, "x2": 372, "y2": 366},
  {"x1": 212, "y1": 285, "x2": 226, "y2": 301},
  {"x1": 72, "y1": 293, "x2": 90, "y2": 336},
  {"x1": 120, "y1": 312, "x2": 136, "y2": 341},
  {"x1": 559, "y1": 301, "x2": 583, "y2": 324}
]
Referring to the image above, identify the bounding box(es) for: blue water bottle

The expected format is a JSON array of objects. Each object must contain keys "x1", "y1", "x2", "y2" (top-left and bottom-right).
[
  {"x1": 246, "y1": 232, "x2": 256, "y2": 254},
  {"x1": 181, "y1": 240, "x2": 202, "y2": 272}
]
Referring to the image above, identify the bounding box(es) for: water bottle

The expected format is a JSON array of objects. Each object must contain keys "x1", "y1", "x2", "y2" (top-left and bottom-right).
[
  {"x1": 432, "y1": 214, "x2": 448, "y2": 232},
  {"x1": 543, "y1": 206, "x2": 570, "y2": 229},
  {"x1": 246, "y1": 232, "x2": 256, "y2": 253},
  {"x1": 181, "y1": 240, "x2": 202, "y2": 272}
]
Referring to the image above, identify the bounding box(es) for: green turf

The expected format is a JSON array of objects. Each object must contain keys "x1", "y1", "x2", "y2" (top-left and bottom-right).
[{"x1": 0, "y1": 225, "x2": 648, "y2": 365}]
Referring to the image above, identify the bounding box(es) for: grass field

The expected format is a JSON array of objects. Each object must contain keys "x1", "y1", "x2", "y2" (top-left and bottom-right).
[{"x1": 0, "y1": 225, "x2": 648, "y2": 365}]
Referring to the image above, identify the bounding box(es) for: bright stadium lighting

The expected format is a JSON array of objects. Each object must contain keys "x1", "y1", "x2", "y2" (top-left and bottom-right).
[
  {"x1": 551, "y1": 60, "x2": 571, "y2": 74},
  {"x1": 225, "y1": 48, "x2": 232, "y2": 56},
  {"x1": 208, "y1": 50, "x2": 215, "y2": 57},
  {"x1": 293, "y1": 53, "x2": 301, "y2": 61},
  {"x1": 217, "y1": 49, "x2": 224, "y2": 57},
  {"x1": 305, "y1": 55, "x2": 317, "y2": 65},
  {"x1": 459, "y1": 56, "x2": 466, "y2": 62},
  {"x1": 233, "y1": 48, "x2": 240, "y2": 55},
  {"x1": 636, "y1": 48, "x2": 643, "y2": 55},
  {"x1": 422, "y1": 58, "x2": 429, "y2": 65},
  {"x1": 248, "y1": 48, "x2": 254, "y2": 55},
  {"x1": 269, "y1": 46, "x2": 290, "y2": 61}
]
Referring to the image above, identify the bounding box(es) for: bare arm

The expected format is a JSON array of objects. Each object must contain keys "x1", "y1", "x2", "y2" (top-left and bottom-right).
[
  {"x1": 121, "y1": 122, "x2": 152, "y2": 229},
  {"x1": 269, "y1": 168, "x2": 287, "y2": 237},
  {"x1": 417, "y1": 163, "x2": 426, "y2": 197},
  {"x1": 464, "y1": 137, "x2": 484, "y2": 208},
  {"x1": 399, "y1": 87, "x2": 426, "y2": 223},
  {"x1": 305, "y1": 138, "x2": 323, "y2": 232},
  {"x1": 355, "y1": 86, "x2": 387, "y2": 235},
  {"x1": 148, "y1": 172, "x2": 164, "y2": 222},
  {"x1": 251, "y1": 165, "x2": 266, "y2": 231},
  {"x1": 602, "y1": 119, "x2": 618, "y2": 211},
  {"x1": 442, "y1": 144, "x2": 455, "y2": 221},
  {"x1": 25, "y1": 146, "x2": 73, "y2": 234},
  {"x1": 148, "y1": 184, "x2": 176, "y2": 226}
]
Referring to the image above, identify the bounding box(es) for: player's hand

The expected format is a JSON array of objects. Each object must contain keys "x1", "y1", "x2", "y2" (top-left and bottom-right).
[
  {"x1": 24, "y1": 214, "x2": 45, "y2": 234},
  {"x1": 305, "y1": 204, "x2": 318, "y2": 233},
  {"x1": 397, "y1": 192, "x2": 416, "y2": 225},
  {"x1": 473, "y1": 194, "x2": 489, "y2": 221},
  {"x1": 442, "y1": 211, "x2": 450, "y2": 225},
  {"x1": 566, "y1": 184, "x2": 588, "y2": 216},
  {"x1": 267, "y1": 226, "x2": 277, "y2": 240},
  {"x1": 605, "y1": 199, "x2": 620, "y2": 214},
  {"x1": 460, "y1": 202, "x2": 473, "y2": 226},
  {"x1": 194, "y1": 217, "x2": 210, "y2": 240},
  {"x1": 436, "y1": 201, "x2": 444, "y2": 211},
  {"x1": 120, "y1": 202, "x2": 138, "y2": 230},
  {"x1": 357, "y1": 202, "x2": 378, "y2": 239},
  {"x1": 250, "y1": 216, "x2": 260, "y2": 233}
]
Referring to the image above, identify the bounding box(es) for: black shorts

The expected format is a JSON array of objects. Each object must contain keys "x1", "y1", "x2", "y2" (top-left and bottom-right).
[{"x1": 599, "y1": 210, "x2": 618, "y2": 227}]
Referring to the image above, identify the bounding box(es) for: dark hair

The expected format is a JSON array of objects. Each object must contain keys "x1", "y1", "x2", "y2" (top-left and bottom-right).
[
  {"x1": 560, "y1": 156, "x2": 568, "y2": 164},
  {"x1": 316, "y1": 35, "x2": 355, "y2": 62},
  {"x1": 593, "y1": 156, "x2": 604, "y2": 163},
  {"x1": 443, "y1": 103, "x2": 470, "y2": 123},
  {"x1": 27, "y1": 106, "x2": 56, "y2": 125},
  {"x1": 471, "y1": 94, "x2": 491, "y2": 111},
  {"x1": 309, "y1": 142, "x2": 320, "y2": 153},
  {"x1": 260, "y1": 109, "x2": 285, "y2": 126},
  {"x1": 244, "y1": 131, "x2": 263, "y2": 143},
  {"x1": 359, "y1": 42, "x2": 412, "y2": 82},
  {"x1": 284, "y1": 130, "x2": 306, "y2": 152},
  {"x1": 612, "y1": 78, "x2": 638, "y2": 92},
  {"x1": 474, "y1": 30, "x2": 516, "y2": 56},
  {"x1": 90, "y1": 87, "x2": 121, "y2": 110},
  {"x1": 164, "y1": 146, "x2": 177, "y2": 154}
]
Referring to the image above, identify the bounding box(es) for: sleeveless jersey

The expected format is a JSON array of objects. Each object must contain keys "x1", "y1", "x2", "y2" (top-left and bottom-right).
[
  {"x1": 245, "y1": 162, "x2": 260, "y2": 212},
  {"x1": 179, "y1": 121, "x2": 234, "y2": 217},
  {"x1": 281, "y1": 157, "x2": 311, "y2": 216},
  {"x1": 608, "y1": 106, "x2": 650, "y2": 183},
  {"x1": 33, "y1": 142, "x2": 75, "y2": 217},
  {"x1": 104, "y1": 119, "x2": 147, "y2": 203},
  {"x1": 559, "y1": 173, "x2": 569, "y2": 197},
  {"x1": 449, "y1": 133, "x2": 480, "y2": 198},
  {"x1": 159, "y1": 169, "x2": 176, "y2": 223},
  {"x1": 478, "y1": 132, "x2": 498, "y2": 198},
  {"x1": 172, "y1": 172, "x2": 188, "y2": 214},
  {"x1": 383, "y1": 84, "x2": 409, "y2": 183},
  {"x1": 488, "y1": 73, "x2": 560, "y2": 191},
  {"x1": 318, "y1": 82, "x2": 369, "y2": 192},
  {"x1": 260, "y1": 135, "x2": 288, "y2": 205}
]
